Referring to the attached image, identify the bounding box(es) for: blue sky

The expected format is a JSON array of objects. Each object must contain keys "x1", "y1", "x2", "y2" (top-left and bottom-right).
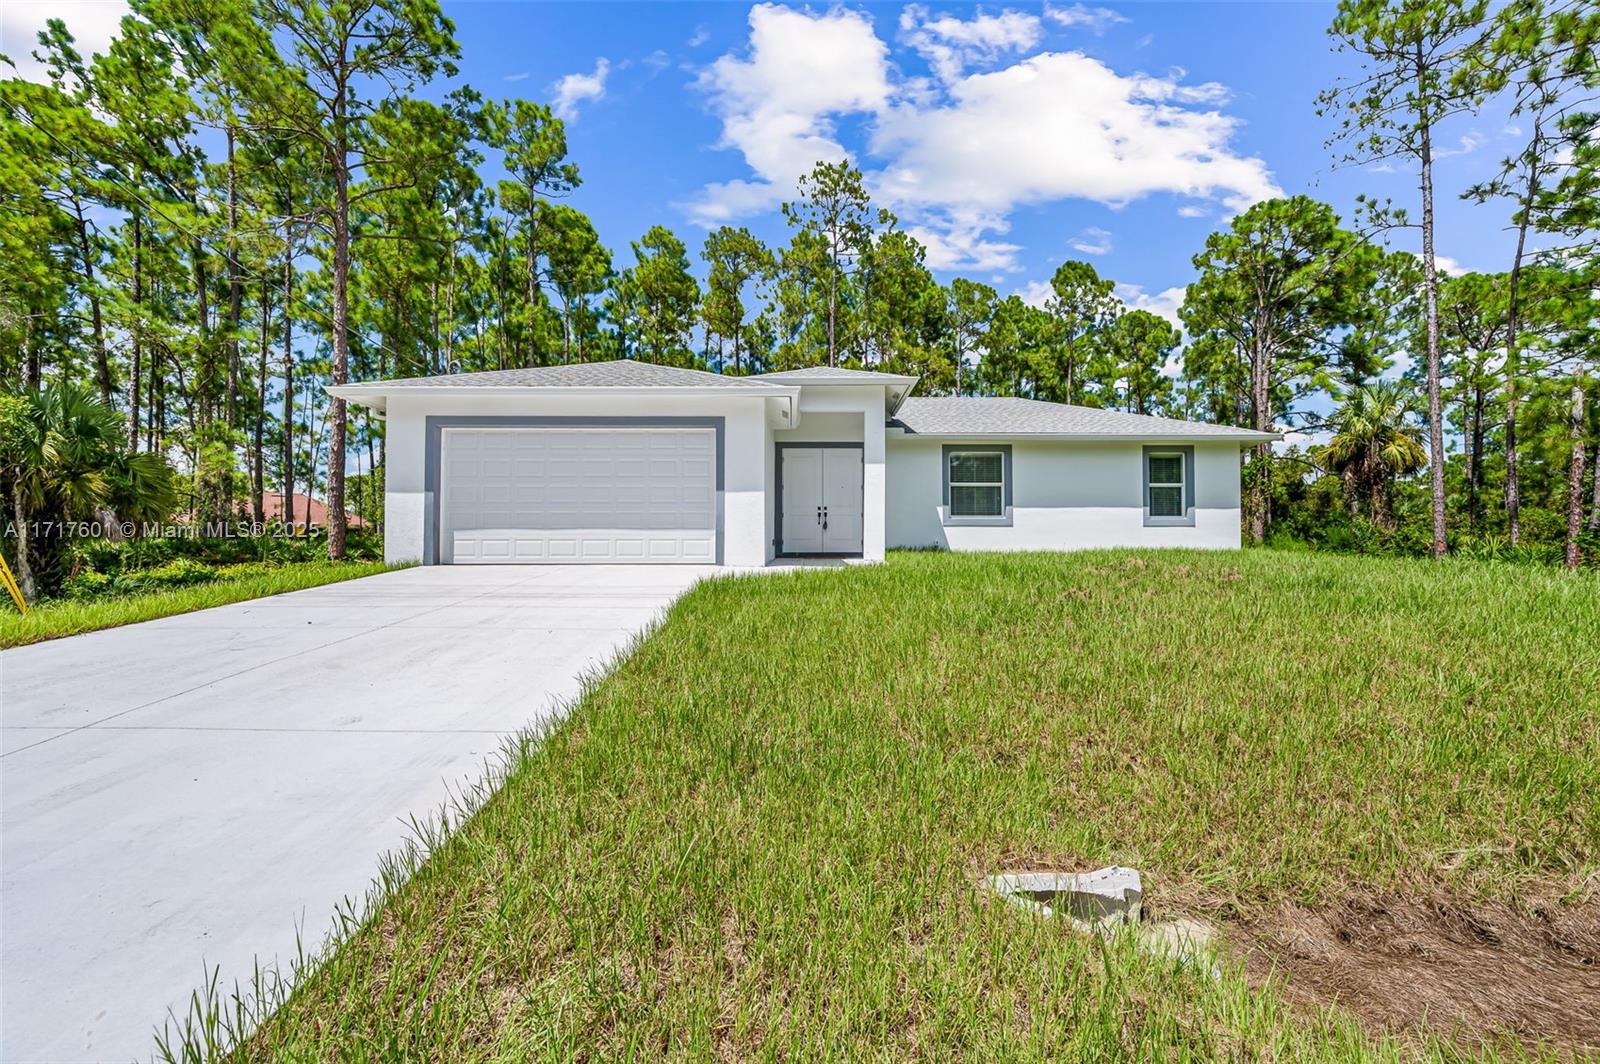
[
  {"x1": 5, "y1": 0, "x2": 1525, "y2": 326},
  {"x1": 441, "y1": 0, "x2": 1521, "y2": 323}
]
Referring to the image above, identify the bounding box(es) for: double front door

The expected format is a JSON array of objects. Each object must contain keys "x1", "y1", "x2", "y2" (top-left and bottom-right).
[{"x1": 780, "y1": 446, "x2": 864, "y2": 555}]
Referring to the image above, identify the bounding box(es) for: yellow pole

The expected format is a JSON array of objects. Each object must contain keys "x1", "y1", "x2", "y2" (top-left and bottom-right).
[{"x1": 0, "y1": 550, "x2": 28, "y2": 615}]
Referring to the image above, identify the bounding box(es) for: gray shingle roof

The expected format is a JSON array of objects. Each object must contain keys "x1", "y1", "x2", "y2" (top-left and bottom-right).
[
  {"x1": 756, "y1": 366, "x2": 917, "y2": 382},
  {"x1": 888, "y1": 397, "x2": 1278, "y2": 440},
  {"x1": 345, "y1": 360, "x2": 783, "y2": 390}
]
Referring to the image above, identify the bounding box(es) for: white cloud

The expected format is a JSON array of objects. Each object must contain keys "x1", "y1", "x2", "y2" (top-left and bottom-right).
[
  {"x1": 550, "y1": 57, "x2": 611, "y2": 122},
  {"x1": 1044, "y1": 3, "x2": 1129, "y2": 34},
  {"x1": 2, "y1": 0, "x2": 128, "y2": 84},
  {"x1": 687, "y1": 4, "x2": 891, "y2": 223},
  {"x1": 1177, "y1": 204, "x2": 1209, "y2": 218},
  {"x1": 900, "y1": 5, "x2": 1042, "y2": 84},
  {"x1": 689, "y1": 5, "x2": 1278, "y2": 269},
  {"x1": 1435, "y1": 130, "x2": 1486, "y2": 158},
  {"x1": 1114, "y1": 282, "x2": 1186, "y2": 326},
  {"x1": 1275, "y1": 427, "x2": 1331, "y2": 454},
  {"x1": 1139, "y1": 69, "x2": 1231, "y2": 105},
  {"x1": 1070, "y1": 226, "x2": 1112, "y2": 255},
  {"x1": 1016, "y1": 279, "x2": 1054, "y2": 308},
  {"x1": 871, "y1": 52, "x2": 1280, "y2": 235},
  {"x1": 504, "y1": 71, "x2": 530, "y2": 82},
  {"x1": 907, "y1": 212, "x2": 1022, "y2": 272},
  {"x1": 1433, "y1": 255, "x2": 1467, "y2": 276},
  {"x1": 688, "y1": 24, "x2": 710, "y2": 47}
]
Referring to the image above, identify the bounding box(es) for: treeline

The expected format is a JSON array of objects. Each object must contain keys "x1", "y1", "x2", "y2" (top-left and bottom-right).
[{"x1": 1, "y1": 0, "x2": 1597, "y2": 587}]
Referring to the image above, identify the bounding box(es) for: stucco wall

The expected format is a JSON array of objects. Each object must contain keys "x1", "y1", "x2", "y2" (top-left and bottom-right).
[
  {"x1": 885, "y1": 437, "x2": 1244, "y2": 551},
  {"x1": 383, "y1": 393, "x2": 772, "y2": 566}
]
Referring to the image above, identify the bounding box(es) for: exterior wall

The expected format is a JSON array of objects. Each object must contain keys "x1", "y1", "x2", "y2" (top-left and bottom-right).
[
  {"x1": 885, "y1": 437, "x2": 1243, "y2": 551},
  {"x1": 773, "y1": 411, "x2": 865, "y2": 444},
  {"x1": 772, "y1": 389, "x2": 885, "y2": 561},
  {"x1": 383, "y1": 393, "x2": 772, "y2": 566}
]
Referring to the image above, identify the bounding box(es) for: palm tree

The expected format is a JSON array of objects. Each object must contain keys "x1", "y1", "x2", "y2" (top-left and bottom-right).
[
  {"x1": 1318, "y1": 380, "x2": 1429, "y2": 532},
  {"x1": 2, "y1": 383, "x2": 176, "y2": 602}
]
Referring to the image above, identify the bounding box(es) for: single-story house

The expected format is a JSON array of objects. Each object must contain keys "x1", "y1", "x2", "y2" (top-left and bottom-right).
[{"x1": 328, "y1": 360, "x2": 1279, "y2": 566}]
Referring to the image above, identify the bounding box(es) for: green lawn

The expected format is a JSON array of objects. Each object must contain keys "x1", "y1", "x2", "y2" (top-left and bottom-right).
[
  {"x1": 0, "y1": 560, "x2": 400, "y2": 648},
  {"x1": 191, "y1": 551, "x2": 1598, "y2": 1061}
]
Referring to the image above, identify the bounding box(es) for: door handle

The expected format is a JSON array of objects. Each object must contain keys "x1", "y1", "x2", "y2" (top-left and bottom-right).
[{"x1": 822, "y1": 505, "x2": 828, "y2": 532}]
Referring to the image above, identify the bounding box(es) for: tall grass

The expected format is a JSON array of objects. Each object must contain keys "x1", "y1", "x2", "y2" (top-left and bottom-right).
[{"x1": 171, "y1": 551, "x2": 1598, "y2": 1061}]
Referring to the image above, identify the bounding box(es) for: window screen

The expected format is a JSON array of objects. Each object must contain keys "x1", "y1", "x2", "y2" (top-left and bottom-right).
[
  {"x1": 948, "y1": 451, "x2": 1005, "y2": 517},
  {"x1": 1148, "y1": 452, "x2": 1185, "y2": 518}
]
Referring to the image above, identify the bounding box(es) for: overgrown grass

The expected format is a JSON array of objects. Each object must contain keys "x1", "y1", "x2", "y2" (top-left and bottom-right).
[
  {"x1": 0, "y1": 559, "x2": 400, "y2": 648},
  {"x1": 191, "y1": 551, "x2": 1600, "y2": 1061}
]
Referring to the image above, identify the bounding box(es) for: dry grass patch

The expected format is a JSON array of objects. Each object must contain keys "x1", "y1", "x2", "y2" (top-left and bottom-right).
[{"x1": 1232, "y1": 891, "x2": 1600, "y2": 1056}]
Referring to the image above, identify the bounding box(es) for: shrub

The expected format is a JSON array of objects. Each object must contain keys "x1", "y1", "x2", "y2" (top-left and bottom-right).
[
  {"x1": 132, "y1": 558, "x2": 219, "y2": 591},
  {"x1": 62, "y1": 569, "x2": 114, "y2": 600}
]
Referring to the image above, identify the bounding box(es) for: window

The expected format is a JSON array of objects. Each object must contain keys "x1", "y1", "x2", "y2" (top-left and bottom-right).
[
  {"x1": 948, "y1": 450, "x2": 1005, "y2": 517},
  {"x1": 1147, "y1": 451, "x2": 1186, "y2": 519}
]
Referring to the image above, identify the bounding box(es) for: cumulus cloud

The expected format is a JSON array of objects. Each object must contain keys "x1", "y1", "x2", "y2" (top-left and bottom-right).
[
  {"x1": 1113, "y1": 282, "x2": 1186, "y2": 326},
  {"x1": 1016, "y1": 279, "x2": 1054, "y2": 308},
  {"x1": 2, "y1": 0, "x2": 128, "y2": 83},
  {"x1": 687, "y1": 4, "x2": 891, "y2": 223},
  {"x1": 900, "y1": 4, "x2": 1042, "y2": 84},
  {"x1": 906, "y1": 211, "x2": 1023, "y2": 272},
  {"x1": 870, "y1": 51, "x2": 1280, "y2": 224},
  {"x1": 551, "y1": 58, "x2": 611, "y2": 122},
  {"x1": 689, "y1": 5, "x2": 1278, "y2": 269},
  {"x1": 1044, "y1": 3, "x2": 1129, "y2": 33}
]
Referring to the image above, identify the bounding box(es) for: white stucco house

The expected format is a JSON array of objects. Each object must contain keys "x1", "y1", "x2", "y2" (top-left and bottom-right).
[{"x1": 328, "y1": 360, "x2": 1278, "y2": 566}]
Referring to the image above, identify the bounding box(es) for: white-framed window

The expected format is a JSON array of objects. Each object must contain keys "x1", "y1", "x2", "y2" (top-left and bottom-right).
[
  {"x1": 1147, "y1": 451, "x2": 1186, "y2": 518},
  {"x1": 948, "y1": 450, "x2": 1006, "y2": 517}
]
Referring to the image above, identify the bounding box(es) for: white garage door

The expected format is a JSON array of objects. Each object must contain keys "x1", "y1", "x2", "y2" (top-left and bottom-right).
[{"x1": 441, "y1": 428, "x2": 716, "y2": 564}]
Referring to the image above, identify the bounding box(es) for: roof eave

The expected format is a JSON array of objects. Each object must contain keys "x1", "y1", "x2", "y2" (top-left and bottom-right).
[
  {"x1": 326, "y1": 383, "x2": 802, "y2": 419},
  {"x1": 887, "y1": 427, "x2": 1282, "y2": 443}
]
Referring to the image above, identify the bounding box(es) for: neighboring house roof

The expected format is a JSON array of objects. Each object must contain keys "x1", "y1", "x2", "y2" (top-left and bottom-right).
[
  {"x1": 888, "y1": 397, "x2": 1280, "y2": 441},
  {"x1": 346, "y1": 360, "x2": 783, "y2": 391},
  {"x1": 261, "y1": 491, "x2": 367, "y2": 528}
]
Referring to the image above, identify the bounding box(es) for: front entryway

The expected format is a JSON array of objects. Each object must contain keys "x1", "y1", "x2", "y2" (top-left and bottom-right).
[{"x1": 778, "y1": 445, "x2": 864, "y2": 556}]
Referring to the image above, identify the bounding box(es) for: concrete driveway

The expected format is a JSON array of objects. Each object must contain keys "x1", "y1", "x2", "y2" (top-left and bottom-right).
[{"x1": 0, "y1": 564, "x2": 720, "y2": 1063}]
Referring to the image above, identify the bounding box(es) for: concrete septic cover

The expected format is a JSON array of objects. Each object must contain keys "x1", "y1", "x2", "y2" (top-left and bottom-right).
[
  {"x1": 987, "y1": 866, "x2": 1219, "y2": 975},
  {"x1": 988, "y1": 866, "x2": 1144, "y2": 931}
]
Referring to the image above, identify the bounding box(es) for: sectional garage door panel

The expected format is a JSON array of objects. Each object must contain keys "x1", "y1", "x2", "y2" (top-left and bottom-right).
[{"x1": 441, "y1": 428, "x2": 716, "y2": 564}]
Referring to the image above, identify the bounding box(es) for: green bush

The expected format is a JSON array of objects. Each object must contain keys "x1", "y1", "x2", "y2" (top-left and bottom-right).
[
  {"x1": 125, "y1": 558, "x2": 218, "y2": 592},
  {"x1": 61, "y1": 569, "x2": 114, "y2": 600},
  {"x1": 118, "y1": 537, "x2": 178, "y2": 571}
]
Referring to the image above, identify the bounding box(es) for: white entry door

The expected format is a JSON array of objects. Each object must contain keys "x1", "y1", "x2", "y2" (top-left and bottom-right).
[
  {"x1": 780, "y1": 446, "x2": 864, "y2": 555},
  {"x1": 441, "y1": 428, "x2": 716, "y2": 564}
]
